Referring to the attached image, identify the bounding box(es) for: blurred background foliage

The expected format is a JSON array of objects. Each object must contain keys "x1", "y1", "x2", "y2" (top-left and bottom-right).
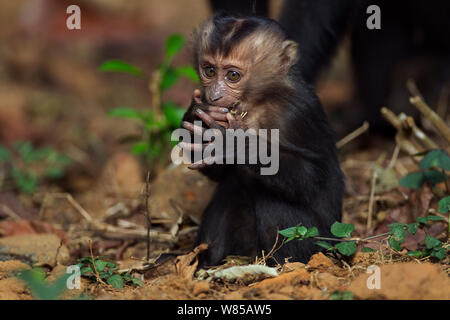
[{"x1": 0, "y1": 0, "x2": 349, "y2": 196}]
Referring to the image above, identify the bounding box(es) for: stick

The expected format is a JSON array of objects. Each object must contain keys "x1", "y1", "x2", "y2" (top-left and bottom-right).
[
  {"x1": 144, "y1": 171, "x2": 151, "y2": 261},
  {"x1": 398, "y1": 113, "x2": 439, "y2": 149},
  {"x1": 367, "y1": 170, "x2": 378, "y2": 230},
  {"x1": 42, "y1": 192, "x2": 175, "y2": 243},
  {"x1": 336, "y1": 121, "x2": 370, "y2": 149},
  {"x1": 89, "y1": 239, "x2": 107, "y2": 285},
  {"x1": 410, "y1": 96, "x2": 450, "y2": 144}
]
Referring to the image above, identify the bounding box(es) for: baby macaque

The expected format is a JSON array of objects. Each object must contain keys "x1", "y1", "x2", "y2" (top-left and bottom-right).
[{"x1": 180, "y1": 13, "x2": 344, "y2": 266}]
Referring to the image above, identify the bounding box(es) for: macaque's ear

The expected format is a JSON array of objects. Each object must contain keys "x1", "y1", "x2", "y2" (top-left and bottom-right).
[{"x1": 281, "y1": 40, "x2": 299, "y2": 69}]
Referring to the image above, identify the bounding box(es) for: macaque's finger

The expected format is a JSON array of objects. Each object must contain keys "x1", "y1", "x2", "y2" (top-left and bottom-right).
[
  {"x1": 193, "y1": 89, "x2": 202, "y2": 104},
  {"x1": 188, "y1": 156, "x2": 216, "y2": 170},
  {"x1": 178, "y1": 141, "x2": 208, "y2": 152},
  {"x1": 207, "y1": 111, "x2": 228, "y2": 121},
  {"x1": 226, "y1": 113, "x2": 240, "y2": 129},
  {"x1": 216, "y1": 121, "x2": 229, "y2": 128},
  {"x1": 182, "y1": 121, "x2": 204, "y2": 136},
  {"x1": 195, "y1": 109, "x2": 223, "y2": 130},
  {"x1": 206, "y1": 106, "x2": 229, "y2": 114}
]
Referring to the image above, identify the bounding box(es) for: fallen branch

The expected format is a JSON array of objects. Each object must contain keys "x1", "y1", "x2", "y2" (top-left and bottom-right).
[
  {"x1": 409, "y1": 96, "x2": 450, "y2": 144},
  {"x1": 336, "y1": 121, "x2": 369, "y2": 149},
  {"x1": 40, "y1": 192, "x2": 176, "y2": 243}
]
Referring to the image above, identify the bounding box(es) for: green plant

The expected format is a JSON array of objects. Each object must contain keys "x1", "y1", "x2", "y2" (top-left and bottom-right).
[
  {"x1": 400, "y1": 148, "x2": 450, "y2": 234},
  {"x1": 0, "y1": 142, "x2": 71, "y2": 194},
  {"x1": 100, "y1": 34, "x2": 199, "y2": 163},
  {"x1": 16, "y1": 268, "x2": 70, "y2": 300},
  {"x1": 77, "y1": 256, "x2": 143, "y2": 289},
  {"x1": 329, "y1": 290, "x2": 354, "y2": 300},
  {"x1": 279, "y1": 217, "x2": 448, "y2": 260}
]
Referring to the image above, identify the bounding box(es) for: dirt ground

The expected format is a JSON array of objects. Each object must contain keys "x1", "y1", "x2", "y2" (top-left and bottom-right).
[{"x1": 0, "y1": 0, "x2": 449, "y2": 300}]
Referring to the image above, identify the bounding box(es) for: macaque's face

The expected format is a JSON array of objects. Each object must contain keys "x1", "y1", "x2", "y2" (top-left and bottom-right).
[{"x1": 198, "y1": 55, "x2": 247, "y2": 108}]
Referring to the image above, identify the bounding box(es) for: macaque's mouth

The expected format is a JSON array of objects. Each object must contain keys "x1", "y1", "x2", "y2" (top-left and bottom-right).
[{"x1": 228, "y1": 101, "x2": 240, "y2": 112}]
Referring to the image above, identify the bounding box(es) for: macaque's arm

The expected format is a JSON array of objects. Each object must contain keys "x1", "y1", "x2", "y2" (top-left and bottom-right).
[{"x1": 181, "y1": 108, "x2": 326, "y2": 202}]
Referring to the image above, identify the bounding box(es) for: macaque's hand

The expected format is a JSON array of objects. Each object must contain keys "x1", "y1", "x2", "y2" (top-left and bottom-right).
[
  {"x1": 192, "y1": 89, "x2": 231, "y2": 128},
  {"x1": 180, "y1": 97, "x2": 242, "y2": 170}
]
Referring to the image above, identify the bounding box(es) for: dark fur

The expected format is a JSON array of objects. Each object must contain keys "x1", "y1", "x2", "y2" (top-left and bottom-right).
[{"x1": 183, "y1": 14, "x2": 344, "y2": 267}]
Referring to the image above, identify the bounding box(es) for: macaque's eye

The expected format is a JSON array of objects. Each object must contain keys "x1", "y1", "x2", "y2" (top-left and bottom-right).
[
  {"x1": 227, "y1": 70, "x2": 241, "y2": 82},
  {"x1": 203, "y1": 67, "x2": 216, "y2": 78}
]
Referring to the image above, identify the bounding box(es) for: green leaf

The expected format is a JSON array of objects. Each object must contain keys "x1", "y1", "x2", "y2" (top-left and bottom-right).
[
  {"x1": 107, "y1": 107, "x2": 144, "y2": 120},
  {"x1": 407, "y1": 222, "x2": 419, "y2": 235},
  {"x1": 99, "y1": 60, "x2": 146, "y2": 78},
  {"x1": 77, "y1": 257, "x2": 94, "y2": 264},
  {"x1": 16, "y1": 268, "x2": 69, "y2": 300},
  {"x1": 0, "y1": 145, "x2": 10, "y2": 161},
  {"x1": 12, "y1": 169, "x2": 37, "y2": 194},
  {"x1": 416, "y1": 216, "x2": 428, "y2": 224},
  {"x1": 426, "y1": 215, "x2": 444, "y2": 222},
  {"x1": 335, "y1": 241, "x2": 357, "y2": 256},
  {"x1": 106, "y1": 274, "x2": 124, "y2": 289},
  {"x1": 80, "y1": 266, "x2": 93, "y2": 275},
  {"x1": 423, "y1": 169, "x2": 447, "y2": 186},
  {"x1": 94, "y1": 260, "x2": 108, "y2": 273},
  {"x1": 407, "y1": 251, "x2": 423, "y2": 258},
  {"x1": 419, "y1": 149, "x2": 450, "y2": 171},
  {"x1": 165, "y1": 34, "x2": 185, "y2": 62},
  {"x1": 330, "y1": 222, "x2": 354, "y2": 238},
  {"x1": 15, "y1": 141, "x2": 35, "y2": 163},
  {"x1": 388, "y1": 238, "x2": 402, "y2": 251},
  {"x1": 162, "y1": 102, "x2": 185, "y2": 127},
  {"x1": 438, "y1": 196, "x2": 450, "y2": 213},
  {"x1": 130, "y1": 277, "x2": 143, "y2": 287},
  {"x1": 315, "y1": 241, "x2": 333, "y2": 250},
  {"x1": 399, "y1": 168, "x2": 444, "y2": 190},
  {"x1": 45, "y1": 168, "x2": 64, "y2": 179},
  {"x1": 160, "y1": 67, "x2": 179, "y2": 91},
  {"x1": 285, "y1": 236, "x2": 298, "y2": 243},
  {"x1": 279, "y1": 226, "x2": 297, "y2": 239},
  {"x1": 175, "y1": 66, "x2": 199, "y2": 82},
  {"x1": 361, "y1": 247, "x2": 376, "y2": 253},
  {"x1": 304, "y1": 227, "x2": 319, "y2": 238},
  {"x1": 424, "y1": 235, "x2": 441, "y2": 250},
  {"x1": 389, "y1": 225, "x2": 406, "y2": 243},
  {"x1": 399, "y1": 171, "x2": 424, "y2": 189},
  {"x1": 330, "y1": 290, "x2": 354, "y2": 300},
  {"x1": 296, "y1": 226, "x2": 308, "y2": 237},
  {"x1": 430, "y1": 248, "x2": 446, "y2": 260},
  {"x1": 131, "y1": 142, "x2": 149, "y2": 155}
]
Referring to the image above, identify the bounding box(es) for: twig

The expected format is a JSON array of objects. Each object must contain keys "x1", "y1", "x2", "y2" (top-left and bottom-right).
[
  {"x1": 336, "y1": 121, "x2": 369, "y2": 149},
  {"x1": 367, "y1": 170, "x2": 378, "y2": 230},
  {"x1": 45, "y1": 193, "x2": 93, "y2": 222},
  {"x1": 149, "y1": 70, "x2": 162, "y2": 120},
  {"x1": 144, "y1": 171, "x2": 151, "y2": 262},
  {"x1": 0, "y1": 204, "x2": 21, "y2": 221},
  {"x1": 89, "y1": 239, "x2": 107, "y2": 285},
  {"x1": 259, "y1": 229, "x2": 285, "y2": 265},
  {"x1": 381, "y1": 107, "x2": 424, "y2": 155},
  {"x1": 398, "y1": 113, "x2": 439, "y2": 149},
  {"x1": 388, "y1": 145, "x2": 400, "y2": 169},
  {"x1": 410, "y1": 96, "x2": 450, "y2": 144},
  {"x1": 41, "y1": 192, "x2": 176, "y2": 242}
]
